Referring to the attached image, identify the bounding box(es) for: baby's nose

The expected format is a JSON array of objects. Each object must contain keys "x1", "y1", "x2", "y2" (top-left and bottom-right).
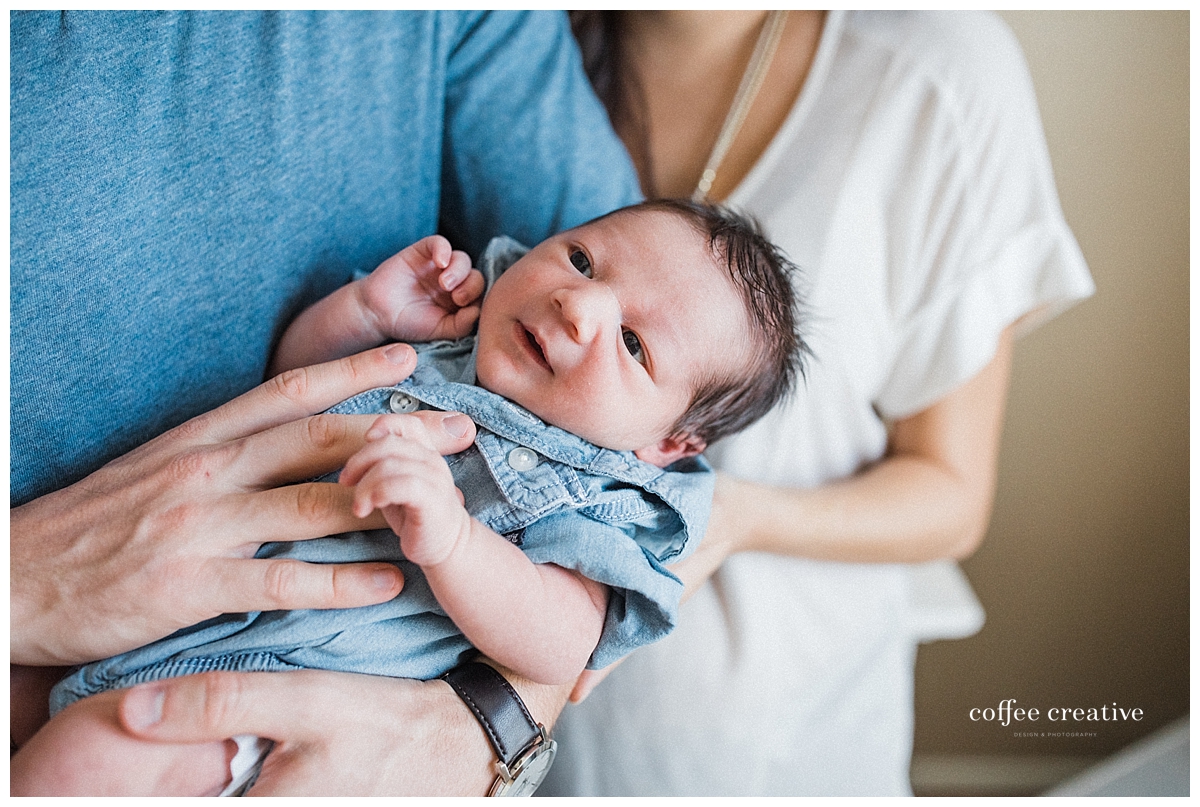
[{"x1": 553, "y1": 283, "x2": 619, "y2": 344}]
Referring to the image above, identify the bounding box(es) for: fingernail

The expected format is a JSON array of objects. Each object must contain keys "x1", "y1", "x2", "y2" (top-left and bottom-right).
[
  {"x1": 442, "y1": 413, "x2": 472, "y2": 438},
  {"x1": 373, "y1": 568, "x2": 401, "y2": 591},
  {"x1": 384, "y1": 343, "x2": 414, "y2": 364},
  {"x1": 124, "y1": 684, "x2": 165, "y2": 729}
]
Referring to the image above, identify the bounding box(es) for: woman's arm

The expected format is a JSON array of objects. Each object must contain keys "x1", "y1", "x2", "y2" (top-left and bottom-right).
[{"x1": 689, "y1": 328, "x2": 1014, "y2": 576}]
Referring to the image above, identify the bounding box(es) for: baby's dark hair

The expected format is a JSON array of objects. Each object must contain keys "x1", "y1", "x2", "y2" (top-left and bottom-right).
[{"x1": 613, "y1": 199, "x2": 808, "y2": 448}]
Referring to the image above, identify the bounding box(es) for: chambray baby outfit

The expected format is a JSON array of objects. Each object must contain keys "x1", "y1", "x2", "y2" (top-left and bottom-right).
[{"x1": 50, "y1": 238, "x2": 711, "y2": 714}]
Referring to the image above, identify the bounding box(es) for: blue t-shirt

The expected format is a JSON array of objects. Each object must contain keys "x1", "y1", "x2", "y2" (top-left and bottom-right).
[{"x1": 10, "y1": 10, "x2": 642, "y2": 505}]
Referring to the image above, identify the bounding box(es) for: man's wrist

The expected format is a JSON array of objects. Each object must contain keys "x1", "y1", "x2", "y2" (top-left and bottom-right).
[
  {"x1": 10, "y1": 509, "x2": 46, "y2": 665},
  {"x1": 442, "y1": 660, "x2": 564, "y2": 796},
  {"x1": 9, "y1": 570, "x2": 55, "y2": 665},
  {"x1": 475, "y1": 658, "x2": 570, "y2": 731},
  {"x1": 421, "y1": 675, "x2": 499, "y2": 795}
]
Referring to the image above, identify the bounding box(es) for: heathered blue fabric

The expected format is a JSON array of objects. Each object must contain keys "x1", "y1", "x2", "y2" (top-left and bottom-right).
[{"x1": 11, "y1": 10, "x2": 641, "y2": 505}]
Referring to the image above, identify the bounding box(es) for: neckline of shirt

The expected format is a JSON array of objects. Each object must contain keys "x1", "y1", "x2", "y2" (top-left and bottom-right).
[{"x1": 726, "y1": 9, "x2": 847, "y2": 210}]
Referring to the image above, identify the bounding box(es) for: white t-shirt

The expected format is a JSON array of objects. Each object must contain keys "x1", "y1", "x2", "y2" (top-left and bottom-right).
[{"x1": 541, "y1": 11, "x2": 1094, "y2": 796}]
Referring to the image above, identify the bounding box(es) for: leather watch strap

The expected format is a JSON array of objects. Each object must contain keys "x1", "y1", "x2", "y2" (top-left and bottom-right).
[{"x1": 441, "y1": 661, "x2": 542, "y2": 769}]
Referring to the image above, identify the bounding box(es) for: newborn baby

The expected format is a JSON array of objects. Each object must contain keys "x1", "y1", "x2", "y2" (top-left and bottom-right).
[{"x1": 15, "y1": 199, "x2": 805, "y2": 795}]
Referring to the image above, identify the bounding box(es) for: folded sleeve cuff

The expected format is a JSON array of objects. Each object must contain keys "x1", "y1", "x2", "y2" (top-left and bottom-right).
[{"x1": 875, "y1": 219, "x2": 1095, "y2": 420}]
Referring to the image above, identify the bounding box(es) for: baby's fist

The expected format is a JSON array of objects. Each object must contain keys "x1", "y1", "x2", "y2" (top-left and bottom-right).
[
  {"x1": 341, "y1": 413, "x2": 475, "y2": 567},
  {"x1": 360, "y1": 235, "x2": 485, "y2": 344}
]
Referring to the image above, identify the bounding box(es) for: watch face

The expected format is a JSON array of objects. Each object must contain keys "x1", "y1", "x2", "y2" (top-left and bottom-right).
[{"x1": 494, "y1": 739, "x2": 557, "y2": 797}]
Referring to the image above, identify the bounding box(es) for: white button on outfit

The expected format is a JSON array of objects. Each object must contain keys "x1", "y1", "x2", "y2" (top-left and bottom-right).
[
  {"x1": 388, "y1": 391, "x2": 420, "y2": 414},
  {"x1": 507, "y1": 447, "x2": 539, "y2": 471}
]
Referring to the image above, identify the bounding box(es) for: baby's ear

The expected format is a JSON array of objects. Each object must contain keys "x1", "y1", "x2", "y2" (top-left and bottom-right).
[{"x1": 634, "y1": 432, "x2": 707, "y2": 468}]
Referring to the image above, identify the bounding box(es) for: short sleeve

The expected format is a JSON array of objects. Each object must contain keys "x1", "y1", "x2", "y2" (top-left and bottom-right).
[
  {"x1": 873, "y1": 15, "x2": 1095, "y2": 419},
  {"x1": 518, "y1": 508, "x2": 685, "y2": 670},
  {"x1": 438, "y1": 11, "x2": 642, "y2": 258}
]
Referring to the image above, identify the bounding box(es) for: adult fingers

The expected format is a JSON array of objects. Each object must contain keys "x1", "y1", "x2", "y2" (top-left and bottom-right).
[
  {"x1": 361, "y1": 411, "x2": 474, "y2": 451},
  {"x1": 205, "y1": 412, "x2": 473, "y2": 547},
  {"x1": 208, "y1": 555, "x2": 404, "y2": 615},
  {"x1": 229, "y1": 414, "x2": 379, "y2": 488},
  {"x1": 219, "y1": 483, "x2": 386, "y2": 547},
  {"x1": 229, "y1": 409, "x2": 474, "y2": 489},
  {"x1": 118, "y1": 671, "x2": 497, "y2": 796},
  {"x1": 119, "y1": 671, "x2": 330, "y2": 744},
  {"x1": 191, "y1": 345, "x2": 417, "y2": 445}
]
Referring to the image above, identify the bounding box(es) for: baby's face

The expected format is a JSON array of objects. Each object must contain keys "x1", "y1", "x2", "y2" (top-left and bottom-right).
[{"x1": 475, "y1": 209, "x2": 751, "y2": 465}]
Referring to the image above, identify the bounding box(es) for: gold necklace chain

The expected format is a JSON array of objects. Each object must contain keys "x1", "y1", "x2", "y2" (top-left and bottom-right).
[{"x1": 692, "y1": 10, "x2": 788, "y2": 203}]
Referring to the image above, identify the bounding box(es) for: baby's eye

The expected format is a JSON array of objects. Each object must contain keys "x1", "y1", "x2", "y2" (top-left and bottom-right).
[
  {"x1": 569, "y1": 249, "x2": 593, "y2": 278},
  {"x1": 622, "y1": 328, "x2": 646, "y2": 365}
]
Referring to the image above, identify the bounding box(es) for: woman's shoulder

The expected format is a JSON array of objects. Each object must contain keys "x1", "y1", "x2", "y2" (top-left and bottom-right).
[
  {"x1": 846, "y1": 11, "x2": 1025, "y2": 72},
  {"x1": 841, "y1": 11, "x2": 1034, "y2": 117}
]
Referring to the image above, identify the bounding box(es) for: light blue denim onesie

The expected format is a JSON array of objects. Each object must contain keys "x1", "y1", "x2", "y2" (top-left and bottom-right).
[{"x1": 50, "y1": 239, "x2": 712, "y2": 713}]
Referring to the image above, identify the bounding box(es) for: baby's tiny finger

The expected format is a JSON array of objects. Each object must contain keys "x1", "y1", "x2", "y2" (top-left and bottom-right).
[
  {"x1": 450, "y1": 270, "x2": 485, "y2": 304},
  {"x1": 363, "y1": 413, "x2": 417, "y2": 443},
  {"x1": 357, "y1": 468, "x2": 421, "y2": 516},
  {"x1": 438, "y1": 267, "x2": 465, "y2": 293},
  {"x1": 352, "y1": 488, "x2": 375, "y2": 519},
  {"x1": 452, "y1": 305, "x2": 481, "y2": 335},
  {"x1": 439, "y1": 251, "x2": 474, "y2": 290},
  {"x1": 342, "y1": 438, "x2": 415, "y2": 488},
  {"x1": 427, "y1": 235, "x2": 452, "y2": 268}
]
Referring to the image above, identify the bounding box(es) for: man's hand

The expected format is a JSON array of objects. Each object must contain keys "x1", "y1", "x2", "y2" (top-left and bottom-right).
[
  {"x1": 360, "y1": 234, "x2": 485, "y2": 344},
  {"x1": 114, "y1": 670, "x2": 504, "y2": 796},
  {"x1": 11, "y1": 345, "x2": 477, "y2": 667}
]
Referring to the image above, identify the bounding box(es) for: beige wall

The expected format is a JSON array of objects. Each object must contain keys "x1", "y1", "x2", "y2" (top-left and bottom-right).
[{"x1": 913, "y1": 10, "x2": 1189, "y2": 766}]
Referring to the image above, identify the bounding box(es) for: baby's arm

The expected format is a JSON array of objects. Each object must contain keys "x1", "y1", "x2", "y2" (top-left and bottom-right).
[
  {"x1": 341, "y1": 415, "x2": 608, "y2": 685},
  {"x1": 270, "y1": 235, "x2": 485, "y2": 376}
]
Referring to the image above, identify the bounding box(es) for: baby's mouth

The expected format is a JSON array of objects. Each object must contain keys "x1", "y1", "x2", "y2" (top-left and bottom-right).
[{"x1": 519, "y1": 324, "x2": 551, "y2": 371}]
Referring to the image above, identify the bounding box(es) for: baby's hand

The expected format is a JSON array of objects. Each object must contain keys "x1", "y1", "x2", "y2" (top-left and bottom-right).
[
  {"x1": 340, "y1": 413, "x2": 476, "y2": 567},
  {"x1": 359, "y1": 235, "x2": 485, "y2": 344}
]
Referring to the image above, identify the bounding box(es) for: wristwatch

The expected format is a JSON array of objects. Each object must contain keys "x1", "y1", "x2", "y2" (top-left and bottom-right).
[{"x1": 441, "y1": 661, "x2": 558, "y2": 796}]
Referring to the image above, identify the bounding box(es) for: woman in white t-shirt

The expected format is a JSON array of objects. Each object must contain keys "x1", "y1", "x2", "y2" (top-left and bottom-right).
[{"x1": 545, "y1": 11, "x2": 1095, "y2": 795}]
